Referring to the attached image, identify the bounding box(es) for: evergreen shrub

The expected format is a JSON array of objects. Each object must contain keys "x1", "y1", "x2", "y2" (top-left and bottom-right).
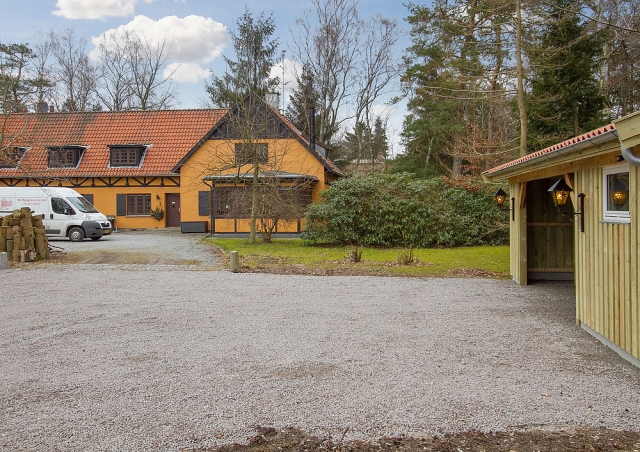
[{"x1": 301, "y1": 173, "x2": 508, "y2": 247}]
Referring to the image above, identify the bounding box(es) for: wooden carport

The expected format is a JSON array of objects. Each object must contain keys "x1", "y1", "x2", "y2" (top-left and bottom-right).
[{"x1": 483, "y1": 114, "x2": 640, "y2": 366}]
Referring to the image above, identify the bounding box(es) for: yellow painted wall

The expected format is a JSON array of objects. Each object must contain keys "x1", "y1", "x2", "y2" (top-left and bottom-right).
[
  {"x1": 179, "y1": 138, "x2": 329, "y2": 233},
  {"x1": 74, "y1": 186, "x2": 176, "y2": 230},
  {"x1": 4, "y1": 180, "x2": 176, "y2": 230},
  {"x1": 575, "y1": 162, "x2": 639, "y2": 359}
]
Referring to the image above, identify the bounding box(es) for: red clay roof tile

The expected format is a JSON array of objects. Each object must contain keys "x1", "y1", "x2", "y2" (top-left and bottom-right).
[
  {"x1": 1, "y1": 109, "x2": 227, "y2": 178},
  {"x1": 484, "y1": 124, "x2": 618, "y2": 177}
]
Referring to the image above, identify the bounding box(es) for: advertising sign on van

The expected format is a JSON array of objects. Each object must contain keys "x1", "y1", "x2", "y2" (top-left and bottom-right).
[
  {"x1": 0, "y1": 198, "x2": 12, "y2": 209},
  {"x1": 16, "y1": 197, "x2": 47, "y2": 207}
]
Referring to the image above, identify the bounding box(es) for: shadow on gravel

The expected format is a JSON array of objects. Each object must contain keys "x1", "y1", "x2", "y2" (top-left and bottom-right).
[{"x1": 195, "y1": 426, "x2": 640, "y2": 452}]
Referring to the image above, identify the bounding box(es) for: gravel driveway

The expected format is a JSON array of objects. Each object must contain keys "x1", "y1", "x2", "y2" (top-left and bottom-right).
[
  {"x1": 45, "y1": 228, "x2": 221, "y2": 270},
  {"x1": 1, "y1": 231, "x2": 639, "y2": 451}
]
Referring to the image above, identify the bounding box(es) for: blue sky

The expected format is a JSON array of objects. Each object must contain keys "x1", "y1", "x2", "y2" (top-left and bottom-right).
[{"x1": 1, "y1": 0, "x2": 411, "y2": 152}]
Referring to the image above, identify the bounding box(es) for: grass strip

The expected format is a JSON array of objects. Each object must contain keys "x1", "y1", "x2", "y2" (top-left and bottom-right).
[{"x1": 206, "y1": 238, "x2": 509, "y2": 278}]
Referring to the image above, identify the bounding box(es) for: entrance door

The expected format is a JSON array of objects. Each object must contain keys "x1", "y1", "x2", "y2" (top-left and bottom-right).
[
  {"x1": 526, "y1": 178, "x2": 574, "y2": 280},
  {"x1": 165, "y1": 194, "x2": 180, "y2": 227}
]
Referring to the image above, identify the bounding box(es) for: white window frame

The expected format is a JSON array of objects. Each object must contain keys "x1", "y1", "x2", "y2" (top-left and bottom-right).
[{"x1": 602, "y1": 162, "x2": 630, "y2": 224}]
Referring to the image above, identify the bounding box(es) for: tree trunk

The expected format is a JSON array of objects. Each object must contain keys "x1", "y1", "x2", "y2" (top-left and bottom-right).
[
  {"x1": 516, "y1": 0, "x2": 527, "y2": 157},
  {"x1": 249, "y1": 160, "x2": 259, "y2": 244},
  {"x1": 487, "y1": 20, "x2": 503, "y2": 170},
  {"x1": 453, "y1": 156, "x2": 463, "y2": 178}
]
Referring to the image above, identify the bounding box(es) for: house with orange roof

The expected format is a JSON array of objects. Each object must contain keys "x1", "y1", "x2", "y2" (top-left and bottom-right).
[
  {"x1": 0, "y1": 98, "x2": 343, "y2": 233},
  {"x1": 483, "y1": 112, "x2": 640, "y2": 367}
]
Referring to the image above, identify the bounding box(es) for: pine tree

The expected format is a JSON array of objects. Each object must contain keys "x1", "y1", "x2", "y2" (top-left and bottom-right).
[
  {"x1": 206, "y1": 7, "x2": 280, "y2": 107},
  {"x1": 399, "y1": 0, "x2": 501, "y2": 178},
  {"x1": 526, "y1": 0, "x2": 608, "y2": 150},
  {"x1": 285, "y1": 65, "x2": 319, "y2": 136},
  {"x1": 0, "y1": 43, "x2": 43, "y2": 113},
  {"x1": 371, "y1": 117, "x2": 389, "y2": 162}
]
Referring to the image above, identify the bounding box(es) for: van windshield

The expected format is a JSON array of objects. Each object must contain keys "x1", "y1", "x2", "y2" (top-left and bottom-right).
[{"x1": 68, "y1": 196, "x2": 99, "y2": 213}]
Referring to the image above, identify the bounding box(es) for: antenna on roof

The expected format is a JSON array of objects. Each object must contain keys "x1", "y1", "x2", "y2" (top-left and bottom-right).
[{"x1": 281, "y1": 50, "x2": 286, "y2": 113}]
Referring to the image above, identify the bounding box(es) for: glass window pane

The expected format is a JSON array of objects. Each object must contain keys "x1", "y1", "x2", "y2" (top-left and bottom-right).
[{"x1": 607, "y1": 172, "x2": 629, "y2": 212}]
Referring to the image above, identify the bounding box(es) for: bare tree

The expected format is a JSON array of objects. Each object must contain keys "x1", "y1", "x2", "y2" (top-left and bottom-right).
[
  {"x1": 93, "y1": 30, "x2": 177, "y2": 111},
  {"x1": 585, "y1": 0, "x2": 640, "y2": 118},
  {"x1": 31, "y1": 36, "x2": 56, "y2": 110},
  {"x1": 193, "y1": 94, "x2": 316, "y2": 243},
  {"x1": 49, "y1": 27, "x2": 97, "y2": 112},
  {"x1": 125, "y1": 33, "x2": 177, "y2": 110},
  {"x1": 351, "y1": 14, "x2": 399, "y2": 166},
  {"x1": 290, "y1": 0, "x2": 362, "y2": 145},
  {"x1": 94, "y1": 31, "x2": 135, "y2": 111}
]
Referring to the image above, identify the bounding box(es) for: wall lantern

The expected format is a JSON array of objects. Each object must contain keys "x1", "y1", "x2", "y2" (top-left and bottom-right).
[
  {"x1": 548, "y1": 178, "x2": 585, "y2": 232},
  {"x1": 493, "y1": 188, "x2": 514, "y2": 221},
  {"x1": 610, "y1": 175, "x2": 629, "y2": 207}
]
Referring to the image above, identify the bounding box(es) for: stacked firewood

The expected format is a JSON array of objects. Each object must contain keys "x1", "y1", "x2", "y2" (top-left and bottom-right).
[{"x1": 0, "y1": 208, "x2": 49, "y2": 262}]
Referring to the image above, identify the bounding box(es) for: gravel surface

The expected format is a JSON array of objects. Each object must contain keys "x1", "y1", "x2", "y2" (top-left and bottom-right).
[
  {"x1": 1, "y1": 231, "x2": 640, "y2": 451},
  {"x1": 45, "y1": 228, "x2": 221, "y2": 270}
]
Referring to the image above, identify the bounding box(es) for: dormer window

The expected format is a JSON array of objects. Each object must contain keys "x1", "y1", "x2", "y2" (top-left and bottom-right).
[
  {"x1": 0, "y1": 146, "x2": 27, "y2": 169},
  {"x1": 48, "y1": 145, "x2": 86, "y2": 168},
  {"x1": 109, "y1": 144, "x2": 147, "y2": 167}
]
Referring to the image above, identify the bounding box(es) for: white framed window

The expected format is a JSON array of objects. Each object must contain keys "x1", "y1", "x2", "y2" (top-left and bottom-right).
[{"x1": 603, "y1": 163, "x2": 630, "y2": 223}]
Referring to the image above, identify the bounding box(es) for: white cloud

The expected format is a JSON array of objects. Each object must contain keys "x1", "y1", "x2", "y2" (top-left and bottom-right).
[
  {"x1": 91, "y1": 15, "x2": 228, "y2": 83},
  {"x1": 371, "y1": 103, "x2": 395, "y2": 118},
  {"x1": 53, "y1": 0, "x2": 154, "y2": 20},
  {"x1": 93, "y1": 15, "x2": 227, "y2": 63},
  {"x1": 164, "y1": 62, "x2": 211, "y2": 83}
]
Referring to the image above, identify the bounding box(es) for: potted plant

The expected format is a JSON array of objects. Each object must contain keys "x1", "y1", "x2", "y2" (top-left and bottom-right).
[{"x1": 150, "y1": 205, "x2": 164, "y2": 219}]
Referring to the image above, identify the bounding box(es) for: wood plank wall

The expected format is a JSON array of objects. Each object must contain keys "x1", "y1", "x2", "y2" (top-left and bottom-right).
[
  {"x1": 526, "y1": 178, "x2": 574, "y2": 274},
  {"x1": 509, "y1": 182, "x2": 527, "y2": 285},
  {"x1": 575, "y1": 164, "x2": 639, "y2": 360}
]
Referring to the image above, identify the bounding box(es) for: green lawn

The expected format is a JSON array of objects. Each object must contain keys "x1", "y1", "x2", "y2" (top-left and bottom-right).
[{"x1": 206, "y1": 237, "x2": 509, "y2": 278}]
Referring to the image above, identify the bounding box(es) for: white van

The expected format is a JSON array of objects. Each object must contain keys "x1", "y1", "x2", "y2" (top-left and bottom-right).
[{"x1": 0, "y1": 187, "x2": 112, "y2": 241}]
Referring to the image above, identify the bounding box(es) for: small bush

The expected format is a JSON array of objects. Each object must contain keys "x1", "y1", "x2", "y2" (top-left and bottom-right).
[
  {"x1": 301, "y1": 173, "x2": 508, "y2": 248},
  {"x1": 346, "y1": 246, "x2": 363, "y2": 263},
  {"x1": 397, "y1": 247, "x2": 418, "y2": 265}
]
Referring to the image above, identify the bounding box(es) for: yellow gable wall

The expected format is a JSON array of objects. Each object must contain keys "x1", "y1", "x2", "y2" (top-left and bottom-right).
[{"x1": 178, "y1": 138, "x2": 329, "y2": 232}]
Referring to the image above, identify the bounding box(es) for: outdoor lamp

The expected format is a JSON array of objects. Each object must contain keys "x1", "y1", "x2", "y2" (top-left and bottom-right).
[
  {"x1": 611, "y1": 176, "x2": 629, "y2": 206},
  {"x1": 493, "y1": 188, "x2": 514, "y2": 221},
  {"x1": 548, "y1": 178, "x2": 585, "y2": 232}
]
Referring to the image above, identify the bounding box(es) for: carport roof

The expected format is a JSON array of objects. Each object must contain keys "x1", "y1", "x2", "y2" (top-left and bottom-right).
[{"x1": 483, "y1": 124, "x2": 618, "y2": 181}]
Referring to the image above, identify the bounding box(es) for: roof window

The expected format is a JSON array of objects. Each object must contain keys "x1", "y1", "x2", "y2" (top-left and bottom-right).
[
  {"x1": 0, "y1": 146, "x2": 27, "y2": 169},
  {"x1": 48, "y1": 145, "x2": 86, "y2": 168},
  {"x1": 109, "y1": 144, "x2": 148, "y2": 167}
]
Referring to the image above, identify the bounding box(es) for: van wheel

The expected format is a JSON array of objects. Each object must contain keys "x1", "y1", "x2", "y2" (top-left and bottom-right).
[
  {"x1": 68, "y1": 227, "x2": 85, "y2": 242},
  {"x1": 91, "y1": 237, "x2": 101, "y2": 241}
]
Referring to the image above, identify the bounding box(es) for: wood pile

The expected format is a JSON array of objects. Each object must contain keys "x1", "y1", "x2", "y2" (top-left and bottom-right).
[{"x1": 0, "y1": 208, "x2": 49, "y2": 262}]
